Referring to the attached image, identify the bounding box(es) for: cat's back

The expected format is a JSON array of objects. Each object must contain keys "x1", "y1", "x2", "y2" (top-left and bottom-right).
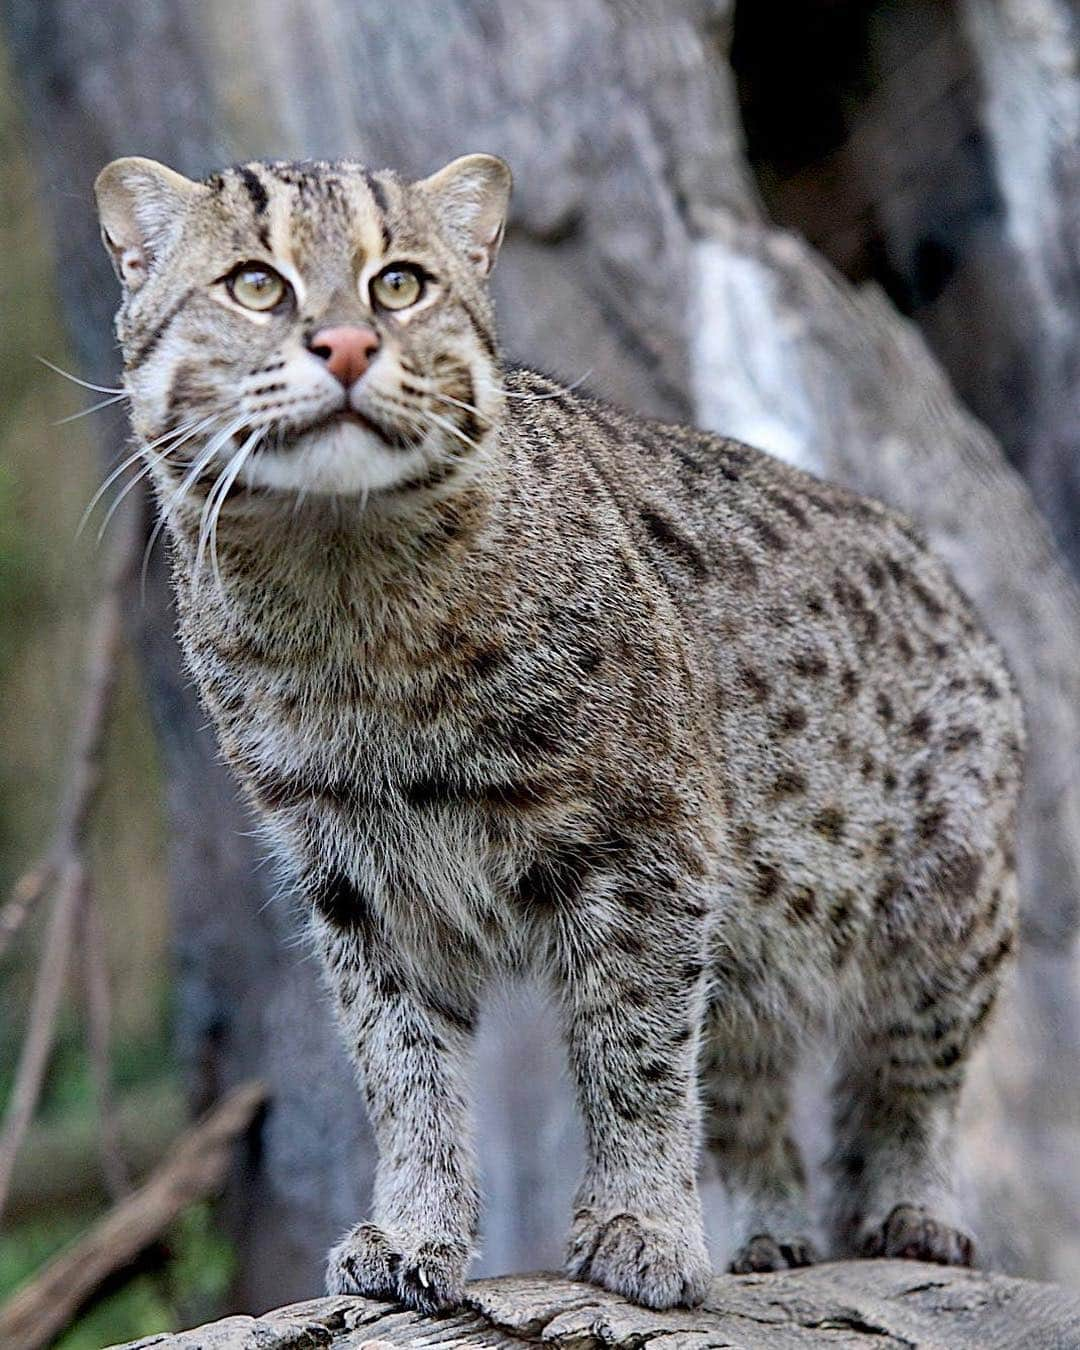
[
  {"x1": 505, "y1": 366, "x2": 1023, "y2": 796},
  {"x1": 506, "y1": 367, "x2": 975, "y2": 639}
]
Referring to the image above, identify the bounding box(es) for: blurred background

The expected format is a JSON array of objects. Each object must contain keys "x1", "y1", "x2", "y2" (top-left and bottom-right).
[{"x1": 1, "y1": 1, "x2": 1079, "y2": 1345}]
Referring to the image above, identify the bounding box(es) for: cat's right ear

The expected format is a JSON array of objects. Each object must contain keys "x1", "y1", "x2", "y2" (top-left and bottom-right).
[{"x1": 94, "y1": 157, "x2": 203, "y2": 292}]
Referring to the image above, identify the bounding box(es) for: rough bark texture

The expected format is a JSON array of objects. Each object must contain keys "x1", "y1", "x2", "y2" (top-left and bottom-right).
[
  {"x1": 112, "y1": 1266, "x2": 1080, "y2": 1350},
  {"x1": 2, "y1": 0, "x2": 1078, "y2": 1308}
]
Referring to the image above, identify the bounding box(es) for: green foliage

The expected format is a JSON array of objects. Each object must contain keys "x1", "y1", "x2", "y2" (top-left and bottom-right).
[
  {"x1": 0, "y1": 1001, "x2": 235, "y2": 1344},
  {"x1": 0, "y1": 1202, "x2": 236, "y2": 1349}
]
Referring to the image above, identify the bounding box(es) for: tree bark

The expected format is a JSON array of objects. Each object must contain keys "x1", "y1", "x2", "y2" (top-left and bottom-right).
[
  {"x1": 3, "y1": 0, "x2": 1079, "y2": 1307},
  {"x1": 111, "y1": 1266, "x2": 1080, "y2": 1350}
]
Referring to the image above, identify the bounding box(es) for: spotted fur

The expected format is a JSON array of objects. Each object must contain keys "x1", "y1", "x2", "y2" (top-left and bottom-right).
[{"x1": 96, "y1": 154, "x2": 1024, "y2": 1311}]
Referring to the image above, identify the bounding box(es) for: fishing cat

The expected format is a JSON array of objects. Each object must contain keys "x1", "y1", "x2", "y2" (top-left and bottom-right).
[{"x1": 94, "y1": 152, "x2": 1023, "y2": 1312}]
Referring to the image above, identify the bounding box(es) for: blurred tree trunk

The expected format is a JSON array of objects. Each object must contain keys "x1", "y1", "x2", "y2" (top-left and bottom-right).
[{"x1": 3, "y1": 0, "x2": 1079, "y2": 1309}]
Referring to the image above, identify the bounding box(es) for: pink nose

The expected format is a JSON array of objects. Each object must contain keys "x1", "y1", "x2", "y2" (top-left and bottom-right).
[{"x1": 309, "y1": 325, "x2": 380, "y2": 387}]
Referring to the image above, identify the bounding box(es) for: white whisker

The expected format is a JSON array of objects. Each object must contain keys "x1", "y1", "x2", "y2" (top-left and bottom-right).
[
  {"x1": 79, "y1": 414, "x2": 210, "y2": 537},
  {"x1": 200, "y1": 427, "x2": 264, "y2": 592},
  {"x1": 141, "y1": 416, "x2": 247, "y2": 595},
  {"x1": 502, "y1": 369, "x2": 592, "y2": 401},
  {"x1": 89, "y1": 416, "x2": 215, "y2": 542},
  {"x1": 54, "y1": 393, "x2": 128, "y2": 426},
  {"x1": 421, "y1": 408, "x2": 482, "y2": 454},
  {"x1": 37, "y1": 357, "x2": 127, "y2": 396},
  {"x1": 430, "y1": 390, "x2": 493, "y2": 424}
]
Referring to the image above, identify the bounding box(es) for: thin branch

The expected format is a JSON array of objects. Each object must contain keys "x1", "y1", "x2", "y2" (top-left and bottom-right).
[
  {"x1": 0, "y1": 861, "x2": 87, "y2": 1220},
  {"x1": 0, "y1": 862, "x2": 57, "y2": 962},
  {"x1": 0, "y1": 1082, "x2": 267, "y2": 1350},
  {"x1": 0, "y1": 502, "x2": 136, "y2": 961},
  {"x1": 79, "y1": 881, "x2": 131, "y2": 1200}
]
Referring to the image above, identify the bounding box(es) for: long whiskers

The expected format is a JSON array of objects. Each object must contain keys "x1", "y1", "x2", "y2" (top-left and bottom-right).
[
  {"x1": 429, "y1": 390, "x2": 494, "y2": 425},
  {"x1": 141, "y1": 415, "x2": 248, "y2": 596},
  {"x1": 80, "y1": 413, "x2": 214, "y2": 540},
  {"x1": 54, "y1": 393, "x2": 128, "y2": 426},
  {"x1": 37, "y1": 357, "x2": 127, "y2": 396},
  {"x1": 197, "y1": 426, "x2": 265, "y2": 593},
  {"x1": 501, "y1": 369, "x2": 592, "y2": 401}
]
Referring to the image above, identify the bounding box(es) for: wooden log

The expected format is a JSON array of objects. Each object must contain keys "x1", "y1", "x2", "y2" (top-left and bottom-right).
[
  {"x1": 110, "y1": 1264, "x2": 1080, "y2": 1349},
  {"x1": 0, "y1": 1082, "x2": 266, "y2": 1350}
]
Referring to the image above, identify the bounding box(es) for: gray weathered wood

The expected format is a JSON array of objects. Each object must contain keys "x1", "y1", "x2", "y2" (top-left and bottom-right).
[{"x1": 111, "y1": 1265, "x2": 1080, "y2": 1350}]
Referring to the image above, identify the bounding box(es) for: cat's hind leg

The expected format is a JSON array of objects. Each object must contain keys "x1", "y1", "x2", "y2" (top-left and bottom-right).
[{"x1": 701, "y1": 1012, "x2": 819, "y2": 1273}]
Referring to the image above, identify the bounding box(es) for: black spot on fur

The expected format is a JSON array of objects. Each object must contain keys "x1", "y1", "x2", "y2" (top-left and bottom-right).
[
  {"x1": 907, "y1": 710, "x2": 933, "y2": 741},
  {"x1": 787, "y1": 886, "x2": 817, "y2": 921},
  {"x1": 918, "y1": 803, "x2": 949, "y2": 841},
  {"x1": 945, "y1": 725, "x2": 982, "y2": 752},
  {"x1": 640, "y1": 508, "x2": 708, "y2": 578},
  {"x1": 793, "y1": 650, "x2": 828, "y2": 679},
  {"x1": 772, "y1": 770, "x2": 807, "y2": 799},
  {"x1": 776, "y1": 705, "x2": 808, "y2": 736},
  {"x1": 312, "y1": 872, "x2": 371, "y2": 930},
  {"x1": 812, "y1": 806, "x2": 847, "y2": 842},
  {"x1": 910, "y1": 766, "x2": 932, "y2": 801},
  {"x1": 517, "y1": 841, "x2": 602, "y2": 910},
  {"x1": 747, "y1": 513, "x2": 789, "y2": 552},
  {"x1": 753, "y1": 861, "x2": 782, "y2": 902},
  {"x1": 738, "y1": 664, "x2": 771, "y2": 704}
]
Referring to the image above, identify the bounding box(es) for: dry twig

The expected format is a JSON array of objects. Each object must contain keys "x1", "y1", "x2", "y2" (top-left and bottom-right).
[
  {"x1": 0, "y1": 504, "x2": 135, "y2": 960},
  {"x1": 80, "y1": 879, "x2": 131, "y2": 1199},
  {"x1": 0, "y1": 500, "x2": 140, "y2": 1219},
  {"x1": 0, "y1": 861, "x2": 87, "y2": 1218},
  {"x1": 0, "y1": 1081, "x2": 267, "y2": 1350}
]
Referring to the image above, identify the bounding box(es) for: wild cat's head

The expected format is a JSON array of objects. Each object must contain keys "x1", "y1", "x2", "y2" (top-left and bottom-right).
[{"x1": 94, "y1": 154, "x2": 510, "y2": 500}]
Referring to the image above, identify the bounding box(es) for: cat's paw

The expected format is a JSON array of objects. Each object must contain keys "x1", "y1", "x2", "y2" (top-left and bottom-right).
[
  {"x1": 566, "y1": 1209, "x2": 711, "y2": 1309},
  {"x1": 729, "y1": 1232, "x2": 819, "y2": 1274},
  {"x1": 860, "y1": 1204, "x2": 975, "y2": 1267},
  {"x1": 397, "y1": 1240, "x2": 469, "y2": 1315},
  {"x1": 326, "y1": 1223, "x2": 468, "y2": 1313}
]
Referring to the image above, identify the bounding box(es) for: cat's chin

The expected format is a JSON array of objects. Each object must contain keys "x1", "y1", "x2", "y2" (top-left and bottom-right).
[{"x1": 240, "y1": 418, "x2": 430, "y2": 498}]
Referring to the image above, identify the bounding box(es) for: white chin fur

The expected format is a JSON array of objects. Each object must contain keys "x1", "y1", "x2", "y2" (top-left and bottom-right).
[{"x1": 239, "y1": 421, "x2": 430, "y2": 497}]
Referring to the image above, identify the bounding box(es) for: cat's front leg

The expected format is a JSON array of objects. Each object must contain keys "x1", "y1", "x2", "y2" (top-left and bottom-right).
[
  {"x1": 551, "y1": 870, "x2": 712, "y2": 1309},
  {"x1": 315, "y1": 912, "x2": 479, "y2": 1314}
]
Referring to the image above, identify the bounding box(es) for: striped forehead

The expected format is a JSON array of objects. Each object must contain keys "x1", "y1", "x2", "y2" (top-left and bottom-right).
[{"x1": 214, "y1": 160, "x2": 394, "y2": 280}]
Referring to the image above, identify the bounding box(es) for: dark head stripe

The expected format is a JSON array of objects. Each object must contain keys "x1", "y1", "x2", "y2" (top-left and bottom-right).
[
  {"x1": 237, "y1": 164, "x2": 269, "y2": 215},
  {"x1": 361, "y1": 170, "x2": 392, "y2": 251},
  {"x1": 127, "y1": 285, "x2": 196, "y2": 371}
]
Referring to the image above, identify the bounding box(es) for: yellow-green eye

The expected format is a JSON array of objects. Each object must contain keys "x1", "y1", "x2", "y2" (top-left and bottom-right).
[
  {"x1": 371, "y1": 265, "x2": 424, "y2": 311},
  {"x1": 227, "y1": 263, "x2": 288, "y2": 311}
]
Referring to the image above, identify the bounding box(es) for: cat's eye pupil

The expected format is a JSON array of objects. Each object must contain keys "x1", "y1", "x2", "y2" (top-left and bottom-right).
[
  {"x1": 228, "y1": 264, "x2": 287, "y2": 312},
  {"x1": 371, "y1": 265, "x2": 424, "y2": 310}
]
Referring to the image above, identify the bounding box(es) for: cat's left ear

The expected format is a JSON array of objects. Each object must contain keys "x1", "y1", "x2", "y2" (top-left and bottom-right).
[
  {"x1": 417, "y1": 154, "x2": 512, "y2": 277},
  {"x1": 94, "y1": 157, "x2": 204, "y2": 292}
]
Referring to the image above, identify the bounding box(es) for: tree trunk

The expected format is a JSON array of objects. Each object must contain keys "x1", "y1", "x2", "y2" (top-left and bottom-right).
[
  {"x1": 3, "y1": 0, "x2": 1079, "y2": 1308},
  {"x1": 111, "y1": 1267, "x2": 1080, "y2": 1350}
]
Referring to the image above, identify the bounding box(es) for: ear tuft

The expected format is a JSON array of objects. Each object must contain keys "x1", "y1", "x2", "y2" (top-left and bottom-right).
[
  {"x1": 94, "y1": 157, "x2": 202, "y2": 291},
  {"x1": 417, "y1": 153, "x2": 512, "y2": 276}
]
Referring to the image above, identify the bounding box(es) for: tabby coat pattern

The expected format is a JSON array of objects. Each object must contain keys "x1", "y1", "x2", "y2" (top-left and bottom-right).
[{"x1": 95, "y1": 153, "x2": 1023, "y2": 1312}]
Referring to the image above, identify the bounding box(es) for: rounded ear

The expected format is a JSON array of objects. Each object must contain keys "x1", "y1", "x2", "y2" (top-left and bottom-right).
[
  {"x1": 416, "y1": 153, "x2": 512, "y2": 276},
  {"x1": 94, "y1": 157, "x2": 204, "y2": 292}
]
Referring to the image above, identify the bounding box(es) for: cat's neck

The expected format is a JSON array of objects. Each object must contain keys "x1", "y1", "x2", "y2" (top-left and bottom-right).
[{"x1": 162, "y1": 452, "x2": 513, "y2": 666}]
